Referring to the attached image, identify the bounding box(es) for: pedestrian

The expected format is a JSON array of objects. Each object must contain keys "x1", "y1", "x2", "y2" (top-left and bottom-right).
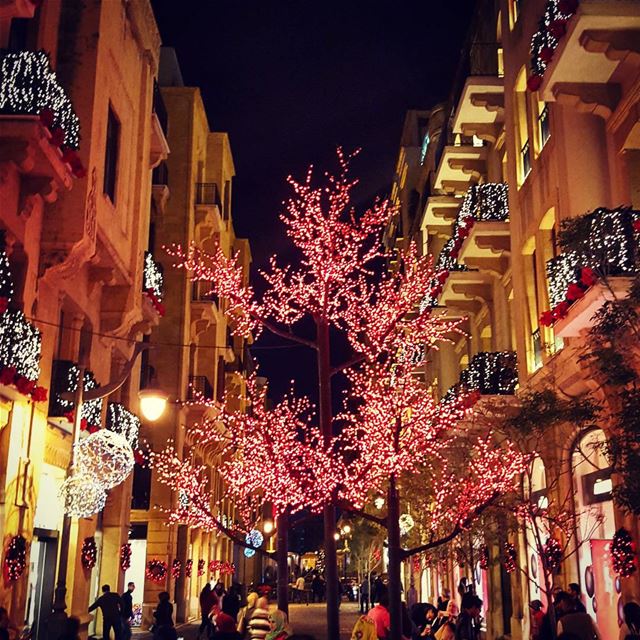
[
  {"x1": 555, "y1": 592, "x2": 601, "y2": 640},
  {"x1": 372, "y1": 576, "x2": 385, "y2": 607},
  {"x1": 153, "y1": 591, "x2": 174, "y2": 640},
  {"x1": 238, "y1": 592, "x2": 259, "y2": 638},
  {"x1": 57, "y1": 616, "x2": 81, "y2": 640},
  {"x1": 418, "y1": 604, "x2": 439, "y2": 637},
  {"x1": 401, "y1": 601, "x2": 417, "y2": 640},
  {"x1": 199, "y1": 583, "x2": 216, "y2": 639},
  {"x1": 88, "y1": 585, "x2": 123, "y2": 640},
  {"x1": 223, "y1": 583, "x2": 242, "y2": 622},
  {"x1": 294, "y1": 575, "x2": 306, "y2": 603},
  {"x1": 434, "y1": 602, "x2": 458, "y2": 640},
  {"x1": 121, "y1": 582, "x2": 135, "y2": 640},
  {"x1": 247, "y1": 596, "x2": 270, "y2": 640},
  {"x1": 0, "y1": 609, "x2": 11, "y2": 640},
  {"x1": 455, "y1": 593, "x2": 482, "y2": 640},
  {"x1": 265, "y1": 610, "x2": 291, "y2": 640},
  {"x1": 568, "y1": 584, "x2": 587, "y2": 614},
  {"x1": 359, "y1": 577, "x2": 370, "y2": 613},
  {"x1": 213, "y1": 582, "x2": 227, "y2": 615},
  {"x1": 367, "y1": 591, "x2": 391, "y2": 640},
  {"x1": 619, "y1": 602, "x2": 640, "y2": 640},
  {"x1": 311, "y1": 575, "x2": 322, "y2": 603},
  {"x1": 212, "y1": 613, "x2": 242, "y2": 640},
  {"x1": 529, "y1": 600, "x2": 545, "y2": 640},
  {"x1": 438, "y1": 589, "x2": 451, "y2": 612},
  {"x1": 351, "y1": 615, "x2": 377, "y2": 640}
]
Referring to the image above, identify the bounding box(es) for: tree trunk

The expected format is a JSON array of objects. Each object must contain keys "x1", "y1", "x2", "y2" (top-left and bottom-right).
[
  {"x1": 317, "y1": 318, "x2": 340, "y2": 639},
  {"x1": 388, "y1": 475, "x2": 402, "y2": 640},
  {"x1": 277, "y1": 512, "x2": 289, "y2": 615}
]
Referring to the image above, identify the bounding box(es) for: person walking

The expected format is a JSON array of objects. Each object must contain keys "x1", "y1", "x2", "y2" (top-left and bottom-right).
[
  {"x1": 455, "y1": 594, "x2": 482, "y2": 640},
  {"x1": 359, "y1": 577, "x2": 370, "y2": 614},
  {"x1": 555, "y1": 592, "x2": 602, "y2": 640},
  {"x1": 223, "y1": 584, "x2": 242, "y2": 623},
  {"x1": 238, "y1": 592, "x2": 258, "y2": 638},
  {"x1": 568, "y1": 584, "x2": 587, "y2": 614},
  {"x1": 367, "y1": 591, "x2": 391, "y2": 640},
  {"x1": 89, "y1": 585, "x2": 123, "y2": 640},
  {"x1": 120, "y1": 582, "x2": 135, "y2": 640},
  {"x1": 153, "y1": 592, "x2": 174, "y2": 640},
  {"x1": 213, "y1": 583, "x2": 227, "y2": 616},
  {"x1": 265, "y1": 610, "x2": 291, "y2": 640},
  {"x1": 199, "y1": 584, "x2": 216, "y2": 639},
  {"x1": 247, "y1": 596, "x2": 271, "y2": 640},
  {"x1": 619, "y1": 602, "x2": 640, "y2": 640},
  {"x1": 311, "y1": 575, "x2": 323, "y2": 604},
  {"x1": 294, "y1": 575, "x2": 306, "y2": 604},
  {"x1": 529, "y1": 600, "x2": 545, "y2": 640}
]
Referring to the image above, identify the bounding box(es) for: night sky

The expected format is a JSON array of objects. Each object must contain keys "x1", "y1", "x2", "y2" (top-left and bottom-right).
[{"x1": 151, "y1": 0, "x2": 475, "y2": 401}]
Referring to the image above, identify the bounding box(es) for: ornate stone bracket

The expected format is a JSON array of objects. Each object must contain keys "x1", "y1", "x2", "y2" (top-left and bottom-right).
[{"x1": 553, "y1": 82, "x2": 621, "y2": 120}]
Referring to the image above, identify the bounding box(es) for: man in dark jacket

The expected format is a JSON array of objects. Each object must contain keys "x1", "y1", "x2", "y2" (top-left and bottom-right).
[
  {"x1": 89, "y1": 584, "x2": 123, "y2": 640},
  {"x1": 121, "y1": 582, "x2": 135, "y2": 640},
  {"x1": 455, "y1": 593, "x2": 482, "y2": 640}
]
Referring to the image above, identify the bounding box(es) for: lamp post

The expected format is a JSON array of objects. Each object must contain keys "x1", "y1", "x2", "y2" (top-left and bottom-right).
[{"x1": 47, "y1": 343, "x2": 166, "y2": 640}]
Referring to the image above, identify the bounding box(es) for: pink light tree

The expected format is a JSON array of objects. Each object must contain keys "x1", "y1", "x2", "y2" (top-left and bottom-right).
[{"x1": 152, "y1": 151, "x2": 528, "y2": 638}]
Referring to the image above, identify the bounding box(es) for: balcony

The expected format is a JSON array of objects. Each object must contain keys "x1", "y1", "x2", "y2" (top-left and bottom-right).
[
  {"x1": 49, "y1": 360, "x2": 103, "y2": 430},
  {"x1": 544, "y1": 206, "x2": 637, "y2": 338},
  {"x1": 456, "y1": 183, "x2": 511, "y2": 275},
  {"x1": 142, "y1": 251, "x2": 164, "y2": 317},
  {"x1": 0, "y1": 309, "x2": 42, "y2": 398},
  {"x1": 151, "y1": 161, "x2": 170, "y2": 213},
  {"x1": 187, "y1": 375, "x2": 214, "y2": 402},
  {"x1": 420, "y1": 195, "x2": 460, "y2": 234},
  {"x1": 150, "y1": 81, "x2": 169, "y2": 168},
  {"x1": 530, "y1": 0, "x2": 640, "y2": 117},
  {"x1": 451, "y1": 76, "x2": 504, "y2": 144},
  {"x1": 448, "y1": 351, "x2": 518, "y2": 398},
  {"x1": 439, "y1": 271, "x2": 494, "y2": 317},
  {"x1": 0, "y1": 0, "x2": 38, "y2": 20},
  {"x1": 433, "y1": 144, "x2": 487, "y2": 195},
  {"x1": 106, "y1": 402, "x2": 140, "y2": 446}
]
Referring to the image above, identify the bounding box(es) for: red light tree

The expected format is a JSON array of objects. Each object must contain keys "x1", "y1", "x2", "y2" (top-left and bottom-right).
[{"x1": 153, "y1": 151, "x2": 525, "y2": 638}]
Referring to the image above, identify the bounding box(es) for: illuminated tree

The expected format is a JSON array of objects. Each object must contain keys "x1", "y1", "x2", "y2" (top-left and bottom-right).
[{"x1": 154, "y1": 151, "x2": 524, "y2": 638}]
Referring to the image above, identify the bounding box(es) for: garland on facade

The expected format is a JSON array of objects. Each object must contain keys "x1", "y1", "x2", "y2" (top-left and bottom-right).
[
  {"x1": 542, "y1": 537, "x2": 562, "y2": 571},
  {"x1": 143, "y1": 252, "x2": 165, "y2": 316},
  {"x1": 611, "y1": 528, "x2": 637, "y2": 578},
  {"x1": 107, "y1": 402, "x2": 140, "y2": 447},
  {"x1": 3, "y1": 535, "x2": 27, "y2": 582},
  {"x1": 51, "y1": 362, "x2": 103, "y2": 430},
  {"x1": 0, "y1": 241, "x2": 14, "y2": 314},
  {"x1": 120, "y1": 543, "x2": 132, "y2": 572},
  {"x1": 0, "y1": 51, "x2": 85, "y2": 177},
  {"x1": 197, "y1": 559, "x2": 205, "y2": 577},
  {"x1": 209, "y1": 560, "x2": 235, "y2": 575},
  {"x1": 412, "y1": 555, "x2": 422, "y2": 574},
  {"x1": 146, "y1": 560, "x2": 168, "y2": 583},
  {"x1": 503, "y1": 542, "x2": 517, "y2": 573},
  {"x1": 81, "y1": 537, "x2": 98, "y2": 570},
  {"x1": 528, "y1": 0, "x2": 580, "y2": 91},
  {"x1": 185, "y1": 559, "x2": 193, "y2": 578},
  {"x1": 479, "y1": 545, "x2": 490, "y2": 570},
  {"x1": 171, "y1": 559, "x2": 181, "y2": 580}
]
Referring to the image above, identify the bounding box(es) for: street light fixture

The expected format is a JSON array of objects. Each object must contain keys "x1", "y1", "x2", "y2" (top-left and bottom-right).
[
  {"x1": 334, "y1": 532, "x2": 341, "y2": 541},
  {"x1": 263, "y1": 519, "x2": 274, "y2": 535},
  {"x1": 138, "y1": 388, "x2": 169, "y2": 421}
]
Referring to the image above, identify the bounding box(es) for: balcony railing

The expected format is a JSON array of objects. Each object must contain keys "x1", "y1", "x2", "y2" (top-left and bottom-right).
[
  {"x1": 187, "y1": 375, "x2": 214, "y2": 401},
  {"x1": 49, "y1": 360, "x2": 103, "y2": 429},
  {"x1": 106, "y1": 402, "x2": 140, "y2": 447},
  {"x1": 546, "y1": 207, "x2": 638, "y2": 308},
  {"x1": 0, "y1": 50, "x2": 80, "y2": 149},
  {"x1": 153, "y1": 80, "x2": 168, "y2": 136},
  {"x1": 195, "y1": 183, "x2": 222, "y2": 209},
  {"x1": 143, "y1": 252, "x2": 164, "y2": 302},
  {"x1": 451, "y1": 351, "x2": 518, "y2": 397},
  {"x1": 152, "y1": 161, "x2": 169, "y2": 187},
  {"x1": 459, "y1": 183, "x2": 509, "y2": 224}
]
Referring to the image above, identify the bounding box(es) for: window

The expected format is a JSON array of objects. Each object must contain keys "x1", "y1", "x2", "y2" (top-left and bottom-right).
[
  {"x1": 420, "y1": 133, "x2": 430, "y2": 165},
  {"x1": 538, "y1": 103, "x2": 550, "y2": 149},
  {"x1": 103, "y1": 106, "x2": 120, "y2": 202},
  {"x1": 515, "y1": 68, "x2": 532, "y2": 186}
]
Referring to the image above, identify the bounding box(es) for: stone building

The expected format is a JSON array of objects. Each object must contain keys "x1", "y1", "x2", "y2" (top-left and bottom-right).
[{"x1": 391, "y1": 1, "x2": 640, "y2": 639}]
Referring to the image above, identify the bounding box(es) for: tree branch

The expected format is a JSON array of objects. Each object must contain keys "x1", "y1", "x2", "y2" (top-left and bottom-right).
[
  {"x1": 257, "y1": 316, "x2": 318, "y2": 350},
  {"x1": 336, "y1": 500, "x2": 387, "y2": 527},
  {"x1": 331, "y1": 352, "x2": 366, "y2": 377}
]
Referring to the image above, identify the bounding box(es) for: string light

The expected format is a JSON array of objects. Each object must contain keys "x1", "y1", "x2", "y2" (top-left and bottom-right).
[
  {"x1": 611, "y1": 528, "x2": 637, "y2": 578},
  {"x1": 59, "y1": 473, "x2": 106, "y2": 518},
  {"x1": 143, "y1": 252, "x2": 165, "y2": 316},
  {"x1": 446, "y1": 351, "x2": 518, "y2": 398},
  {"x1": 146, "y1": 560, "x2": 168, "y2": 583},
  {"x1": 171, "y1": 559, "x2": 181, "y2": 580},
  {"x1": 542, "y1": 537, "x2": 562, "y2": 572},
  {"x1": 120, "y1": 543, "x2": 132, "y2": 572},
  {"x1": 50, "y1": 362, "x2": 103, "y2": 429},
  {"x1": 503, "y1": 542, "x2": 517, "y2": 573},
  {"x1": 75, "y1": 430, "x2": 134, "y2": 490},
  {"x1": 3, "y1": 535, "x2": 27, "y2": 582},
  {"x1": 107, "y1": 402, "x2": 140, "y2": 447},
  {"x1": 0, "y1": 50, "x2": 81, "y2": 149},
  {"x1": 399, "y1": 514, "x2": 415, "y2": 536},
  {"x1": 479, "y1": 545, "x2": 490, "y2": 570},
  {"x1": 0, "y1": 240, "x2": 14, "y2": 313},
  {"x1": 81, "y1": 537, "x2": 98, "y2": 570},
  {"x1": 185, "y1": 559, "x2": 193, "y2": 578},
  {"x1": 0, "y1": 310, "x2": 43, "y2": 392},
  {"x1": 197, "y1": 559, "x2": 205, "y2": 577}
]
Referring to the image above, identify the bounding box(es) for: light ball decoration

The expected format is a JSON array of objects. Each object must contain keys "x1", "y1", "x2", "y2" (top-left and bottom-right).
[
  {"x1": 146, "y1": 559, "x2": 168, "y2": 583},
  {"x1": 3, "y1": 535, "x2": 27, "y2": 582},
  {"x1": 374, "y1": 497, "x2": 385, "y2": 510},
  {"x1": 59, "y1": 473, "x2": 107, "y2": 518},
  {"x1": 611, "y1": 527, "x2": 637, "y2": 578},
  {"x1": 399, "y1": 513, "x2": 415, "y2": 536},
  {"x1": 244, "y1": 529, "x2": 264, "y2": 558},
  {"x1": 81, "y1": 537, "x2": 98, "y2": 570},
  {"x1": 75, "y1": 429, "x2": 134, "y2": 490},
  {"x1": 542, "y1": 537, "x2": 563, "y2": 572}
]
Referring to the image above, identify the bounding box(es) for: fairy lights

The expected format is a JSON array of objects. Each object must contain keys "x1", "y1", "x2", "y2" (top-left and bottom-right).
[
  {"x1": 81, "y1": 537, "x2": 98, "y2": 570},
  {"x1": 107, "y1": 402, "x2": 140, "y2": 447},
  {"x1": 59, "y1": 473, "x2": 106, "y2": 518},
  {"x1": 244, "y1": 529, "x2": 264, "y2": 558},
  {"x1": 0, "y1": 50, "x2": 81, "y2": 149},
  {"x1": 3, "y1": 535, "x2": 27, "y2": 582},
  {"x1": 146, "y1": 560, "x2": 168, "y2": 583},
  {"x1": 399, "y1": 514, "x2": 415, "y2": 536},
  {"x1": 479, "y1": 545, "x2": 490, "y2": 570},
  {"x1": 185, "y1": 559, "x2": 193, "y2": 578},
  {"x1": 171, "y1": 559, "x2": 181, "y2": 580},
  {"x1": 449, "y1": 351, "x2": 518, "y2": 397},
  {"x1": 50, "y1": 361, "x2": 103, "y2": 429},
  {"x1": 503, "y1": 542, "x2": 517, "y2": 573},
  {"x1": 120, "y1": 543, "x2": 132, "y2": 572},
  {"x1": 611, "y1": 528, "x2": 637, "y2": 578},
  {"x1": 542, "y1": 537, "x2": 562, "y2": 572},
  {"x1": 143, "y1": 252, "x2": 165, "y2": 315},
  {"x1": 0, "y1": 241, "x2": 14, "y2": 312}
]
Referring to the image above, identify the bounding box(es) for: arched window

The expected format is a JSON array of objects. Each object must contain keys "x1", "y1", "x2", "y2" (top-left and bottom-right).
[
  {"x1": 524, "y1": 456, "x2": 549, "y2": 606},
  {"x1": 514, "y1": 68, "x2": 532, "y2": 185}
]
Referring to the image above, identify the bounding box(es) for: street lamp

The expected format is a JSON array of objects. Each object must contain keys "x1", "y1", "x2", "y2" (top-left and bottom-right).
[
  {"x1": 263, "y1": 519, "x2": 274, "y2": 535},
  {"x1": 138, "y1": 388, "x2": 169, "y2": 421},
  {"x1": 334, "y1": 532, "x2": 341, "y2": 541}
]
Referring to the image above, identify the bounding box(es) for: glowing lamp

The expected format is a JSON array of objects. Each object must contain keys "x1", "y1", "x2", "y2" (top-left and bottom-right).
[
  {"x1": 342, "y1": 524, "x2": 351, "y2": 534},
  {"x1": 334, "y1": 532, "x2": 340, "y2": 541},
  {"x1": 263, "y1": 519, "x2": 274, "y2": 535},
  {"x1": 138, "y1": 389, "x2": 169, "y2": 421}
]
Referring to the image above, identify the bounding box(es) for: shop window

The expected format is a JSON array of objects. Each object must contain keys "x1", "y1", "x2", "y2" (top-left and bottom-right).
[{"x1": 103, "y1": 106, "x2": 120, "y2": 203}]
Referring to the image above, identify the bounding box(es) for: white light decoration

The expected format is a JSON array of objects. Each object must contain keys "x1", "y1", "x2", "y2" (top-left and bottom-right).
[
  {"x1": 0, "y1": 310, "x2": 42, "y2": 381},
  {"x1": 530, "y1": 0, "x2": 578, "y2": 78},
  {"x1": 0, "y1": 242, "x2": 14, "y2": 307},
  {"x1": 399, "y1": 513, "x2": 415, "y2": 535},
  {"x1": 445, "y1": 351, "x2": 518, "y2": 401},
  {"x1": 59, "y1": 473, "x2": 107, "y2": 518},
  {"x1": 0, "y1": 50, "x2": 81, "y2": 148},
  {"x1": 106, "y1": 402, "x2": 140, "y2": 447},
  {"x1": 143, "y1": 252, "x2": 164, "y2": 302},
  {"x1": 75, "y1": 430, "x2": 134, "y2": 490},
  {"x1": 244, "y1": 529, "x2": 264, "y2": 558},
  {"x1": 52, "y1": 362, "x2": 103, "y2": 427},
  {"x1": 374, "y1": 496, "x2": 385, "y2": 510}
]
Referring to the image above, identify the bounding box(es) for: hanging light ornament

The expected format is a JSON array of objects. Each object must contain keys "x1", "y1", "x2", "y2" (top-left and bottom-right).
[
  {"x1": 611, "y1": 528, "x2": 637, "y2": 578},
  {"x1": 81, "y1": 537, "x2": 98, "y2": 570},
  {"x1": 75, "y1": 430, "x2": 134, "y2": 489},
  {"x1": 171, "y1": 559, "x2": 181, "y2": 580},
  {"x1": 3, "y1": 535, "x2": 27, "y2": 582},
  {"x1": 185, "y1": 559, "x2": 193, "y2": 578},
  {"x1": 59, "y1": 473, "x2": 106, "y2": 518},
  {"x1": 399, "y1": 513, "x2": 415, "y2": 536},
  {"x1": 146, "y1": 560, "x2": 168, "y2": 583},
  {"x1": 503, "y1": 542, "x2": 517, "y2": 573},
  {"x1": 120, "y1": 543, "x2": 132, "y2": 572},
  {"x1": 244, "y1": 529, "x2": 264, "y2": 558},
  {"x1": 542, "y1": 537, "x2": 563, "y2": 572}
]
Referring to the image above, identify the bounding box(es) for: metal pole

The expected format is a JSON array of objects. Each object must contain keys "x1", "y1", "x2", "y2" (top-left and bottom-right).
[{"x1": 47, "y1": 364, "x2": 84, "y2": 640}]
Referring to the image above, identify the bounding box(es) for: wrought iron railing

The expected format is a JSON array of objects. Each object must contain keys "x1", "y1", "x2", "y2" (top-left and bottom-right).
[{"x1": 451, "y1": 351, "x2": 518, "y2": 397}]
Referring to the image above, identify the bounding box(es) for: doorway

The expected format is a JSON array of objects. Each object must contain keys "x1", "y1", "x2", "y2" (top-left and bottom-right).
[{"x1": 26, "y1": 529, "x2": 58, "y2": 640}]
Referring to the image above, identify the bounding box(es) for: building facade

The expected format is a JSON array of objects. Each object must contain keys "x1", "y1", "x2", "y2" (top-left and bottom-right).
[{"x1": 391, "y1": 1, "x2": 640, "y2": 639}]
